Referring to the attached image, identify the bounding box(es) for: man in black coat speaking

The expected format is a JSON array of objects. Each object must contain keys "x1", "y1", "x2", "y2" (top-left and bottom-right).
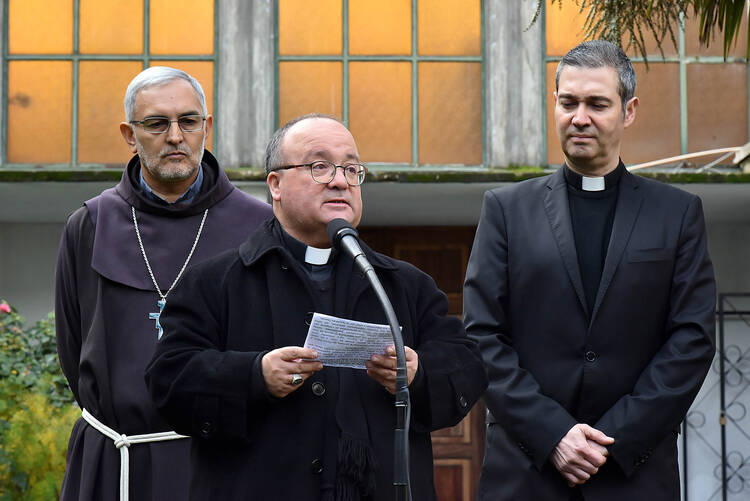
[
  {"x1": 145, "y1": 113, "x2": 488, "y2": 500},
  {"x1": 464, "y1": 40, "x2": 716, "y2": 500}
]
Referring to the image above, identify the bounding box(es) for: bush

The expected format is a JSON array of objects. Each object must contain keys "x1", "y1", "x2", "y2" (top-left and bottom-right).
[
  {"x1": 0, "y1": 303, "x2": 72, "y2": 412},
  {"x1": 0, "y1": 393, "x2": 78, "y2": 500},
  {"x1": 0, "y1": 300, "x2": 77, "y2": 500}
]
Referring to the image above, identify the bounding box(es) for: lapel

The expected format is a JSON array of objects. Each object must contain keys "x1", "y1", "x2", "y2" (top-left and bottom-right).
[
  {"x1": 544, "y1": 168, "x2": 589, "y2": 318},
  {"x1": 589, "y1": 169, "x2": 644, "y2": 323},
  {"x1": 266, "y1": 253, "x2": 318, "y2": 347},
  {"x1": 242, "y1": 219, "x2": 401, "y2": 335},
  {"x1": 241, "y1": 220, "x2": 318, "y2": 347},
  {"x1": 334, "y1": 243, "x2": 399, "y2": 319}
]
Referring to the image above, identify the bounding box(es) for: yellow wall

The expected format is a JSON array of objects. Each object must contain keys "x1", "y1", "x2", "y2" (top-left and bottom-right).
[
  {"x1": 5, "y1": 0, "x2": 214, "y2": 164},
  {"x1": 5, "y1": 1, "x2": 746, "y2": 166},
  {"x1": 278, "y1": 0, "x2": 482, "y2": 166}
]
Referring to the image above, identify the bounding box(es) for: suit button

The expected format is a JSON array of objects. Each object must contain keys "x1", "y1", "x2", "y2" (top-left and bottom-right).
[
  {"x1": 311, "y1": 381, "x2": 326, "y2": 396},
  {"x1": 304, "y1": 312, "x2": 314, "y2": 326},
  {"x1": 310, "y1": 458, "x2": 324, "y2": 474},
  {"x1": 199, "y1": 421, "x2": 213, "y2": 437},
  {"x1": 585, "y1": 350, "x2": 597, "y2": 362},
  {"x1": 459, "y1": 395, "x2": 468, "y2": 408}
]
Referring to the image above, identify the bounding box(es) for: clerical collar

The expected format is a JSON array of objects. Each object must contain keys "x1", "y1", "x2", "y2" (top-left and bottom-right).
[
  {"x1": 280, "y1": 227, "x2": 335, "y2": 265},
  {"x1": 304, "y1": 246, "x2": 331, "y2": 265},
  {"x1": 139, "y1": 164, "x2": 204, "y2": 204},
  {"x1": 563, "y1": 161, "x2": 623, "y2": 192}
]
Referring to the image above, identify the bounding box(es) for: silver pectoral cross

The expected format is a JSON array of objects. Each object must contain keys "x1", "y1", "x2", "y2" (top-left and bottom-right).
[{"x1": 149, "y1": 299, "x2": 166, "y2": 339}]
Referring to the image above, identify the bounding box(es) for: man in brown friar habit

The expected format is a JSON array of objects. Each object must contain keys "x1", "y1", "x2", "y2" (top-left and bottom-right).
[{"x1": 55, "y1": 66, "x2": 272, "y2": 500}]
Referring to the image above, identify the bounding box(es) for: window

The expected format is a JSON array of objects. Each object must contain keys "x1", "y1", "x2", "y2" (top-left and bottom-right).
[
  {"x1": 3, "y1": 0, "x2": 216, "y2": 165},
  {"x1": 276, "y1": 0, "x2": 484, "y2": 168},
  {"x1": 543, "y1": 0, "x2": 748, "y2": 165}
]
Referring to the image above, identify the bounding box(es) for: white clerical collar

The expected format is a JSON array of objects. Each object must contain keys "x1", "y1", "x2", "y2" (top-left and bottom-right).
[
  {"x1": 581, "y1": 176, "x2": 605, "y2": 192},
  {"x1": 304, "y1": 246, "x2": 332, "y2": 265}
]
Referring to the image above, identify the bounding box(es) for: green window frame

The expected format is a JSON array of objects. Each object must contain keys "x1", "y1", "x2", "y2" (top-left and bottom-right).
[
  {"x1": 1, "y1": 0, "x2": 219, "y2": 167},
  {"x1": 274, "y1": 0, "x2": 487, "y2": 170}
]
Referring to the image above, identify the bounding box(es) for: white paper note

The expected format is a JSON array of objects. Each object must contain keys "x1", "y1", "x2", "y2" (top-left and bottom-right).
[{"x1": 303, "y1": 312, "x2": 396, "y2": 369}]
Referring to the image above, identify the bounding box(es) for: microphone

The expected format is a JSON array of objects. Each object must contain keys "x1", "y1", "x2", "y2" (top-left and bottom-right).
[
  {"x1": 326, "y1": 218, "x2": 412, "y2": 500},
  {"x1": 326, "y1": 218, "x2": 373, "y2": 275}
]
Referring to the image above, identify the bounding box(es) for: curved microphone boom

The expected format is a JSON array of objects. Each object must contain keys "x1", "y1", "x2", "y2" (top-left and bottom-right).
[{"x1": 327, "y1": 218, "x2": 412, "y2": 501}]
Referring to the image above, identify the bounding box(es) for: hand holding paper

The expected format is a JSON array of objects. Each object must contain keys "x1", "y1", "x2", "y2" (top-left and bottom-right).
[
  {"x1": 261, "y1": 346, "x2": 323, "y2": 398},
  {"x1": 366, "y1": 345, "x2": 419, "y2": 394},
  {"x1": 302, "y1": 313, "x2": 418, "y2": 393},
  {"x1": 303, "y1": 313, "x2": 396, "y2": 369}
]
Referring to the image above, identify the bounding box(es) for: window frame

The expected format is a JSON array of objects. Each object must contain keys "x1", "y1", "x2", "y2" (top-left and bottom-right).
[
  {"x1": 273, "y1": 0, "x2": 487, "y2": 170},
  {"x1": 1, "y1": 0, "x2": 219, "y2": 167}
]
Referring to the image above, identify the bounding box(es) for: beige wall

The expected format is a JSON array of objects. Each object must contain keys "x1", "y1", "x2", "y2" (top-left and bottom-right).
[{"x1": 2, "y1": 217, "x2": 749, "y2": 324}]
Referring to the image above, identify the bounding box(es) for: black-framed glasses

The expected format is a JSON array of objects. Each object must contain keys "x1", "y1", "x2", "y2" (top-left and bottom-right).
[
  {"x1": 129, "y1": 114, "x2": 206, "y2": 134},
  {"x1": 273, "y1": 160, "x2": 368, "y2": 186}
]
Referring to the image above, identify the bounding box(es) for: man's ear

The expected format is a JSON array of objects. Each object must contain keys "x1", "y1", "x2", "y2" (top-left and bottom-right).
[
  {"x1": 205, "y1": 114, "x2": 213, "y2": 136},
  {"x1": 623, "y1": 96, "x2": 638, "y2": 128},
  {"x1": 120, "y1": 122, "x2": 138, "y2": 153},
  {"x1": 267, "y1": 171, "x2": 282, "y2": 202}
]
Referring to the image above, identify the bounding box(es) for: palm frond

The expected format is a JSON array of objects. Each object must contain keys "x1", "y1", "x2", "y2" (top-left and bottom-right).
[{"x1": 533, "y1": 0, "x2": 748, "y2": 60}]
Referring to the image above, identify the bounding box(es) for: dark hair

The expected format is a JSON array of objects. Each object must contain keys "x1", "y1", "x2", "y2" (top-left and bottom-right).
[
  {"x1": 264, "y1": 113, "x2": 345, "y2": 175},
  {"x1": 555, "y1": 40, "x2": 636, "y2": 112}
]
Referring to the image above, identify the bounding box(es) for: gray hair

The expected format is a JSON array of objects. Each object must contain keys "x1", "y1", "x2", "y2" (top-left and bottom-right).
[
  {"x1": 264, "y1": 113, "x2": 344, "y2": 175},
  {"x1": 123, "y1": 66, "x2": 207, "y2": 121},
  {"x1": 555, "y1": 40, "x2": 636, "y2": 113}
]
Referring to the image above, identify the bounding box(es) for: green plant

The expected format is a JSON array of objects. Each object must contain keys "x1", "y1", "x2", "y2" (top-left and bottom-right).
[
  {"x1": 532, "y1": 0, "x2": 750, "y2": 60},
  {"x1": 0, "y1": 392, "x2": 78, "y2": 500},
  {"x1": 0, "y1": 303, "x2": 72, "y2": 412},
  {"x1": 0, "y1": 300, "x2": 77, "y2": 500}
]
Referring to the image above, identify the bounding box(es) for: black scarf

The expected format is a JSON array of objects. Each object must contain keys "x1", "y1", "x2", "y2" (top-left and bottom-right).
[{"x1": 280, "y1": 225, "x2": 377, "y2": 500}]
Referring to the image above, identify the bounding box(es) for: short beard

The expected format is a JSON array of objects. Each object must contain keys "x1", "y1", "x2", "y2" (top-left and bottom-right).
[{"x1": 135, "y1": 132, "x2": 206, "y2": 182}]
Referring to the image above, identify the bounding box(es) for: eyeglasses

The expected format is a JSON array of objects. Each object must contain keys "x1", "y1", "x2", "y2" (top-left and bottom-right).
[
  {"x1": 129, "y1": 114, "x2": 206, "y2": 134},
  {"x1": 273, "y1": 161, "x2": 368, "y2": 186}
]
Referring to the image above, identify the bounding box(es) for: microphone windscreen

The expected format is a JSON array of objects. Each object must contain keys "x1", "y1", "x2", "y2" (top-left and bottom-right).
[{"x1": 327, "y1": 218, "x2": 358, "y2": 246}]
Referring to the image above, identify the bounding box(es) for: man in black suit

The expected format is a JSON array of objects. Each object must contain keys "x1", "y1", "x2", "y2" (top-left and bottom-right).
[{"x1": 464, "y1": 40, "x2": 716, "y2": 500}]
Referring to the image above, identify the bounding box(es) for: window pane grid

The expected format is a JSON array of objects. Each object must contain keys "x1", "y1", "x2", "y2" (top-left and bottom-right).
[
  {"x1": 276, "y1": 0, "x2": 485, "y2": 168},
  {"x1": 545, "y1": 55, "x2": 749, "y2": 64},
  {"x1": 278, "y1": 55, "x2": 482, "y2": 62},
  {"x1": 5, "y1": 55, "x2": 215, "y2": 60},
  {"x1": 1, "y1": 0, "x2": 217, "y2": 166},
  {"x1": 543, "y1": 4, "x2": 750, "y2": 166}
]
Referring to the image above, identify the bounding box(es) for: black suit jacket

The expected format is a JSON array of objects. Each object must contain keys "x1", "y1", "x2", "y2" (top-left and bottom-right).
[{"x1": 464, "y1": 166, "x2": 716, "y2": 500}]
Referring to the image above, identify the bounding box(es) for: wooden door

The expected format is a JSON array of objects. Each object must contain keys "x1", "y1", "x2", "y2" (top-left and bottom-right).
[{"x1": 358, "y1": 226, "x2": 485, "y2": 501}]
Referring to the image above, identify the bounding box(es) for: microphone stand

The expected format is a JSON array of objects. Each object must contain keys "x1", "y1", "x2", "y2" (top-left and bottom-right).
[{"x1": 350, "y1": 252, "x2": 412, "y2": 501}]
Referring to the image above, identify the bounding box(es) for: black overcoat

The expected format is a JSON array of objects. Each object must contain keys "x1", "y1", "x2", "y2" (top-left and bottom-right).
[
  {"x1": 463, "y1": 166, "x2": 716, "y2": 500},
  {"x1": 55, "y1": 151, "x2": 272, "y2": 501},
  {"x1": 145, "y1": 218, "x2": 488, "y2": 501}
]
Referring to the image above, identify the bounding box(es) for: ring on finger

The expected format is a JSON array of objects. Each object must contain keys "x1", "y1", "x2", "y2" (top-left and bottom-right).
[{"x1": 290, "y1": 373, "x2": 303, "y2": 386}]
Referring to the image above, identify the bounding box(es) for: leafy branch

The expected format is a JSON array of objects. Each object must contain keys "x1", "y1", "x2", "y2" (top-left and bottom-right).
[{"x1": 533, "y1": 0, "x2": 748, "y2": 61}]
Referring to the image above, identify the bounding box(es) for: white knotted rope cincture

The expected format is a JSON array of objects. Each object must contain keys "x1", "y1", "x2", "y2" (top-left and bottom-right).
[{"x1": 81, "y1": 408, "x2": 189, "y2": 501}]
